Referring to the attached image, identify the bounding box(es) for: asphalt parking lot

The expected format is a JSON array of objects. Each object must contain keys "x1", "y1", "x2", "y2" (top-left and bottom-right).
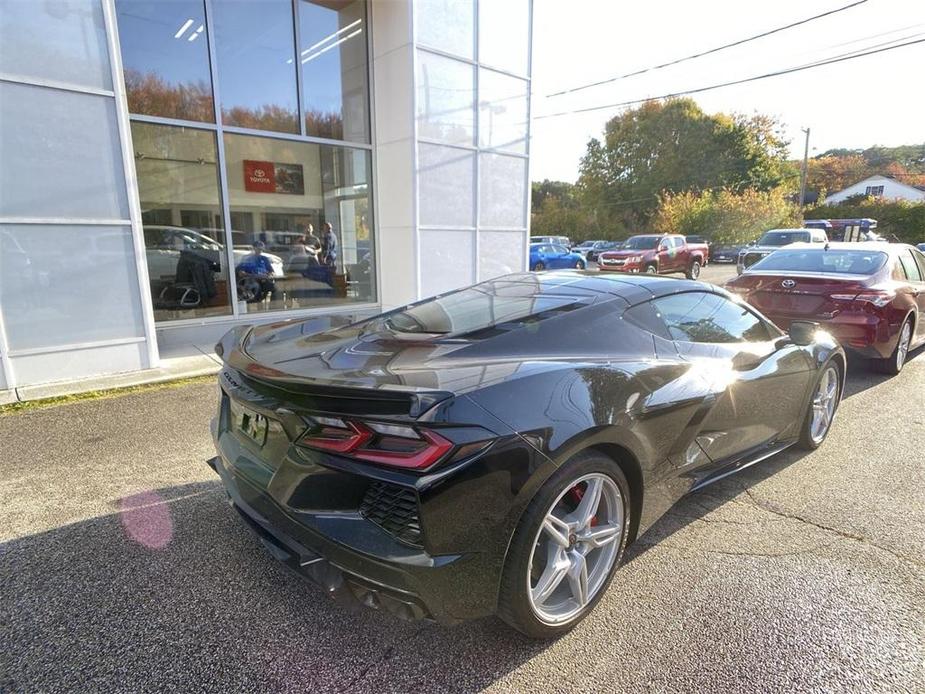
[{"x1": 2, "y1": 274, "x2": 924, "y2": 692}]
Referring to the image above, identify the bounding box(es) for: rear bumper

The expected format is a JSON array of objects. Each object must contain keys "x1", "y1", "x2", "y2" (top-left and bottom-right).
[
  {"x1": 762, "y1": 311, "x2": 897, "y2": 359},
  {"x1": 208, "y1": 453, "x2": 445, "y2": 622},
  {"x1": 207, "y1": 370, "x2": 536, "y2": 624}
]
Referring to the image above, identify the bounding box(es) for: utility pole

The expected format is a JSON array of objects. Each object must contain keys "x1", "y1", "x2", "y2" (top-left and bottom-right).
[{"x1": 799, "y1": 127, "x2": 811, "y2": 209}]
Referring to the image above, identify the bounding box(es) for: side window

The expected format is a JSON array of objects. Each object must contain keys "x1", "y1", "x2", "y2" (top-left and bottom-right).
[
  {"x1": 624, "y1": 302, "x2": 671, "y2": 340},
  {"x1": 653, "y1": 291, "x2": 771, "y2": 343},
  {"x1": 913, "y1": 249, "x2": 925, "y2": 279},
  {"x1": 900, "y1": 250, "x2": 923, "y2": 282},
  {"x1": 552, "y1": 245, "x2": 567, "y2": 254},
  {"x1": 892, "y1": 259, "x2": 907, "y2": 281}
]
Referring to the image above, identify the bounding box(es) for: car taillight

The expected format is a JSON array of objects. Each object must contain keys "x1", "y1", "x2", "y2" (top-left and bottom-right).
[
  {"x1": 831, "y1": 291, "x2": 894, "y2": 308},
  {"x1": 298, "y1": 418, "x2": 454, "y2": 470},
  {"x1": 299, "y1": 417, "x2": 372, "y2": 453}
]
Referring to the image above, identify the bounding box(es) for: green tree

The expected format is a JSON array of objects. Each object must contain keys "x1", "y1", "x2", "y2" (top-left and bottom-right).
[
  {"x1": 577, "y1": 98, "x2": 791, "y2": 230},
  {"x1": 530, "y1": 180, "x2": 609, "y2": 239}
]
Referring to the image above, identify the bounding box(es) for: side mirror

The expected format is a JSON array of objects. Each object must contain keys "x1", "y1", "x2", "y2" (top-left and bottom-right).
[{"x1": 789, "y1": 320, "x2": 819, "y2": 346}]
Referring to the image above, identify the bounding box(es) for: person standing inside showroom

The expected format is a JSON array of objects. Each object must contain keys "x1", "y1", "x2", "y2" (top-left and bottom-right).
[{"x1": 321, "y1": 222, "x2": 338, "y2": 268}]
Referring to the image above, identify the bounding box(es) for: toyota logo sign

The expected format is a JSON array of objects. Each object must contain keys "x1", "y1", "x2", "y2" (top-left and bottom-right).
[{"x1": 781, "y1": 279, "x2": 796, "y2": 289}]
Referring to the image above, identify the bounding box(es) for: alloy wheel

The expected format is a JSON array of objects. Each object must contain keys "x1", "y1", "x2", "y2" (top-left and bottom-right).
[
  {"x1": 527, "y1": 473, "x2": 624, "y2": 625},
  {"x1": 896, "y1": 321, "x2": 911, "y2": 372},
  {"x1": 810, "y1": 365, "x2": 839, "y2": 444}
]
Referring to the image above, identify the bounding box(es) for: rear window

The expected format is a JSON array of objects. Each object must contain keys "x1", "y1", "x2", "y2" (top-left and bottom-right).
[
  {"x1": 623, "y1": 236, "x2": 659, "y2": 250},
  {"x1": 383, "y1": 282, "x2": 591, "y2": 336},
  {"x1": 750, "y1": 249, "x2": 887, "y2": 275},
  {"x1": 758, "y1": 230, "x2": 811, "y2": 246}
]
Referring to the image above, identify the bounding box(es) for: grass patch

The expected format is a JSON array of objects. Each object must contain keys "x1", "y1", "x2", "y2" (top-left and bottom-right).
[{"x1": 0, "y1": 375, "x2": 217, "y2": 416}]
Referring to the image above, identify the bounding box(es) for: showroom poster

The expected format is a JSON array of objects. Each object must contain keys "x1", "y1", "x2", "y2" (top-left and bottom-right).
[{"x1": 243, "y1": 160, "x2": 305, "y2": 195}]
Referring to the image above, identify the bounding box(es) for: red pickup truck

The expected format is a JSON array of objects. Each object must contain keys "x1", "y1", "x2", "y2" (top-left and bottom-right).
[{"x1": 597, "y1": 234, "x2": 709, "y2": 279}]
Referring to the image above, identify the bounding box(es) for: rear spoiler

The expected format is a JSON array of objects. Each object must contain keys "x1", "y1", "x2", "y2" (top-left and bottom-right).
[{"x1": 215, "y1": 326, "x2": 454, "y2": 418}]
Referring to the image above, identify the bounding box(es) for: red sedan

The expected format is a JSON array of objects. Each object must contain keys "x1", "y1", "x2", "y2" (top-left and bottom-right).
[{"x1": 725, "y1": 243, "x2": 925, "y2": 375}]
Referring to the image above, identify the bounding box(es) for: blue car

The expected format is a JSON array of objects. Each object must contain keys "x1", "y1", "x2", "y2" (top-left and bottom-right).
[
  {"x1": 530, "y1": 242, "x2": 586, "y2": 271},
  {"x1": 917, "y1": 243, "x2": 925, "y2": 253}
]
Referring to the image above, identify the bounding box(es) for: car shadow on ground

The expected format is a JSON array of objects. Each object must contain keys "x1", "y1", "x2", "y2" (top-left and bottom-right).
[
  {"x1": 1, "y1": 481, "x2": 546, "y2": 692},
  {"x1": 841, "y1": 344, "x2": 924, "y2": 398}
]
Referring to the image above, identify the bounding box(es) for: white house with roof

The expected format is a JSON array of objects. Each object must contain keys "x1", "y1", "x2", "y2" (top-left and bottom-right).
[{"x1": 823, "y1": 174, "x2": 925, "y2": 205}]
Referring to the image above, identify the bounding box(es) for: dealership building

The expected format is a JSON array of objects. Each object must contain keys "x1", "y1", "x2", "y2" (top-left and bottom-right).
[{"x1": 0, "y1": 0, "x2": 533, "y2": 394}]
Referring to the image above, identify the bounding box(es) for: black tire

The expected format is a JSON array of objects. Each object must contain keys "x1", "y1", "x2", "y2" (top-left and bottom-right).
[
  {"x1": 575, "y1": 260, "x2": 586, "y2": 270},
  {"x1": 533, "y1": 262, "x2": 545, "y2": 272},
  {"x1": 645, "y1": 264, "x2": 658, "y2": 275},
  {"x1": 874, "y1": 317, "x2": 913, "y2": 376},
  {"x1": 797, "y1": 360, "x2": 842, "y2": 450},
  {"x1": 497, "y1": 451, "x2": 631, "y2": 639},
  {"x1": 686, "y1": 260, "x2": 701, "y2": 280}
]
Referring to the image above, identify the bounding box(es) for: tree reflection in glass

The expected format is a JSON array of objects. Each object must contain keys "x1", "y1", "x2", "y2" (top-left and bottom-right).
[
  {"x1": 116, "y1": 0, "x2": 215, "y2": 122},
  {"x1": 211, "y1": 0, "x2": 299, "y2": 133}
]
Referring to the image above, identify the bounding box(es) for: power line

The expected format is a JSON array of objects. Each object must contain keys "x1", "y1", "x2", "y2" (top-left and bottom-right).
[
  {"x1": 535, "y1": 37, "x2": 925, "y2": 121},
  {"x1": 546, "y1": 0, "x2": 869, "y2": 98}
]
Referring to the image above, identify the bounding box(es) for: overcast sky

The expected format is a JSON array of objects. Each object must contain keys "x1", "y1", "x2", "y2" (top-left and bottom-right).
[{"x1": 530, "y1": 0, "x2": 925, "y2": 182}]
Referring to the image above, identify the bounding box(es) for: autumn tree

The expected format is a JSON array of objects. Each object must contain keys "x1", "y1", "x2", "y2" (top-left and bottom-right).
[
  {"x1": 577, "y1": 98, "x2": 791, "y2": 232},
  {"x1": 651, "y1": 188, "x2": 799, "y2": 244}
]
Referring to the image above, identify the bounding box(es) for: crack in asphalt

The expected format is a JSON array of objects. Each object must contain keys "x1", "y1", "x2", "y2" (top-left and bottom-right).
[
  {"x1": 336, "y1": 645, "x2": 396, "y2": 693},
  {"x1": 641, "y1": 540, "x2": 836, "y2": 560},
  {"x1": 736, "y1": 486, "x2": 925, "y2": 571},
  {"x1": 336, "y1": 622, "x2": 432, "y2": 692}
]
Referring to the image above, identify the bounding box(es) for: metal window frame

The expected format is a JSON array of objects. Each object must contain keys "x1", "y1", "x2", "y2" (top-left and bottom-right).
[
  {"x1": 103, "y1": 0, "x2": 160, "y2": 369},
  {"x1": 0, "y1": 298, "x2": 13, "y2": 389},
  {"x1": 117, "y1": 0, "x2": 379, "y2": 329},
  {"x1": 7, "y1": 336, "x2": 147, "y2": 359},
  {"x1": 0, "y1": 73, "x2": 115, "y2": 98}
]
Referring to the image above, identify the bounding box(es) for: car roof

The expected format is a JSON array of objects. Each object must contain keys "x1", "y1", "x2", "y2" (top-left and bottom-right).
[
  {"x1": 498, "y1": 271, "x2": 718, "y2": 304},
  {"x1": 782, "y1": 241, "x2": 896, "y2": 252}
]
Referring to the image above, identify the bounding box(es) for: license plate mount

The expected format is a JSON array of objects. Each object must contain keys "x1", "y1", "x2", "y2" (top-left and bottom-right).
[{"x1": 236, "y1": 405, "x2": 268, "y2": 446}]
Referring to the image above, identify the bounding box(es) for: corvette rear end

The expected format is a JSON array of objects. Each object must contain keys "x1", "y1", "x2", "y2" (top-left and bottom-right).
[
  {"x1": 209, "y1": 272, "x2": 846, "y2": 637},
  {"x1": 210, "y1": 323, "x2": 544, "y2": 624}
]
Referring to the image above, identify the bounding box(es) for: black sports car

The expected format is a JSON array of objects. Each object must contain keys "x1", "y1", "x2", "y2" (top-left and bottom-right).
[{"x1": 210, "y1": 272, "x2": 845, "y2": 638}]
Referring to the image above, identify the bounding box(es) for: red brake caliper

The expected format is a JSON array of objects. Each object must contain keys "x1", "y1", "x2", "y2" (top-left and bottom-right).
[{"x1": 567, "y1": 483, "x2": 598, "y2": 526}]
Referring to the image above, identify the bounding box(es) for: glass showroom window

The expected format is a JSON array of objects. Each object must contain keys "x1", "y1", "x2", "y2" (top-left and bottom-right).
[
  {"x1": 131, "y1": 122, "x2": 232, "y2": 321},
  {"x1": 115, "y1": 0, "x2": 215, "y2": 122},
  {"x1": 211, "y1": 0, "x2": 299, "y2": 133},
  {"x1": 223, "y1": 133, "x2": 375, "y2": 314},
  {"x1": 299, "y1": 0, "x2": 370, "y2": 142}
]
